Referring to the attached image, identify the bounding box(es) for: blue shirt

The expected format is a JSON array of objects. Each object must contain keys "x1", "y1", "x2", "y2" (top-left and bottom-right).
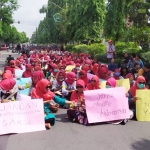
[{"x1": 108, "y1": 63, "x2": 118, "y2": 72}]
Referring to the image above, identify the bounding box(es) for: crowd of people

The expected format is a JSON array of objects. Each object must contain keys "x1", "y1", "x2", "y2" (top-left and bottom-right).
[{"x1": 0, "y1": 43, "x2": 149, "y2": 129}]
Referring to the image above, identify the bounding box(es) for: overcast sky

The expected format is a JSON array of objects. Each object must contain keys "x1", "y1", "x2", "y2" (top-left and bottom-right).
[{"x1": 12, "y1": 0, "x2": 48, "y2": 38}]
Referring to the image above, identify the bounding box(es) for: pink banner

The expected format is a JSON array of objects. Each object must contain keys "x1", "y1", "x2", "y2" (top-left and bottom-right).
[
  {"x1": 87, "y1": 73, "x2": 94, "y2": 80},
  {"x1": 84, "y1": 87, "x2": 130, "y2": 123},
  {"x1": 0, "y1": 99, "x2": 45, "y2": 135}
]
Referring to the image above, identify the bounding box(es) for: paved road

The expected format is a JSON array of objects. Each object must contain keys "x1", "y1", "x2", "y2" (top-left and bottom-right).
[{"x1": 0, "y1": 51, "x2": 150, "y2": 150}]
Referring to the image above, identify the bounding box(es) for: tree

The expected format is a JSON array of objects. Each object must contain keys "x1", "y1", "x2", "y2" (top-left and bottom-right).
[
  {"x1": 104, "y1": 0, "x2": 127, "y2": 42},
  {"x1": 34, "y1": 0, "x2": 106, "y2": 44},
  {"x1": 0, "y1": 0, "x2": 19, "y2": 42}
]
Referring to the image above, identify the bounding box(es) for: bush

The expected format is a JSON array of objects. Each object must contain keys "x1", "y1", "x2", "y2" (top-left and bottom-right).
[
  {"x1": 88, "y1": 43, "x2": 106, "y2": 57},
  {"x1": 65, "y1": 44, "x2": 75, "y2": 52},
  {"x1": 72, "y1": 44, "x2": 88, "y2": 54},
  {"x1": 115, "y1": 42, "x2": 140, "y2": 57},
  {"x1": 141, "y1": 51, "x2": 150, "y2": 63}
]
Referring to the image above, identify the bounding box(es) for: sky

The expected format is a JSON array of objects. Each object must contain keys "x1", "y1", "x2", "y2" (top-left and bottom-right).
[{"x1": 12, "y1": 0, "x2": 48, "y2": 38}]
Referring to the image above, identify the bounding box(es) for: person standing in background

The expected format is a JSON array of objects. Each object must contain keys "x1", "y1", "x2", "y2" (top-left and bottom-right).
[
  {"x1": 17, "y1": 43, "x2": 21, "y2": 55},
  {"x1": 106, "y1": 40, "x2": 116, "y2": 63}
]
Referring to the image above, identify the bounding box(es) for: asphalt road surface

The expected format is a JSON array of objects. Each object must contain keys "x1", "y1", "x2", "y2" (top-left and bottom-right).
[{"x1": 0, "y1": 51, "x2": 150, "y2": 150}]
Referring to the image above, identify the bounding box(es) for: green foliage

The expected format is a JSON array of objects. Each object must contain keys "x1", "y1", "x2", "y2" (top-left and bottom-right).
[
  {"x1": 141, "y1": 51, "x2": 150, "y2": 63},
  {"x1": 65, "y1": 45, "x2": 75, "y2": 52},
  {"x1": 115, "y1": 42, "x2": 140, "y2": 57},
  {"x1": 88, "y1": 43, "x2": 106, "y2": 57},
  {"x1": 72, "y1": 44, "x2": 88, "y2": 54},
  {"x1": 33, "y1": 0, "x2": 106, "y2": 44}
]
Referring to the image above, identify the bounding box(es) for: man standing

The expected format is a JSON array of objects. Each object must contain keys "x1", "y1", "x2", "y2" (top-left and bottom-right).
[{"x1": 106, "y1": 40, "x2": 116, "y2": 63}]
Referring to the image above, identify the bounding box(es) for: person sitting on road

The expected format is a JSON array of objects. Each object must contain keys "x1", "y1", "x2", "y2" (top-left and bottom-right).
[
  {"x1": 52, "y1": 71, "x2": 66, "y2": 92},
  {"x1": 22, "y1": 64, "x2": 33, "y2": 78},
  {"x1": 31, "y1": 79, "x2": 73, "y2": 129},
  {"x1": 130, "y1": 62, "x2": 140, "y2": 79},
  {"x1": 108, "y1": 58, "x2": 118, "y2": 72},
  {"x1": 78, "y1": 70, "x2": 90, "y2": 85},
  {"x1": 67, "y1": 79, "x2": 88, "y2": 125},
  {"x1": 92, "y1": 63, "x2": 100, "y2": 76},
  {"x1": 0, "y1": 78, "x2": 19, "y2": 103},
  {"x1": 122, "y1": 52, "x2": 130, "y2": 67},
  {"x1": 128, "y1": 76, "x2": 147, "y2": 118},
  {"x1": 120, "y1": 66, "x2": 129, "y2": 78},
  {"x1": 113, "y1": 69, "x2": 123, "y2": 80},
  {"x1": 87, "y1": 75, "x2": 100, "y2": 90},
  {"x1": 98, "y1": 66, "x2": 108, "y2": 81}
]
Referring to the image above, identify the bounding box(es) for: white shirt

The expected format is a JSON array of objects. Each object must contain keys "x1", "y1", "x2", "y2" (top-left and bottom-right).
[
  {"x1": 52, "y1": 79, "x2": 62, "y2": 90},
  {"x1": 106, "y1": 44, "x2": 115, "y2": 58},
  {"x1": 62, "y1": 81, "x2": 76, "y2": 96}
]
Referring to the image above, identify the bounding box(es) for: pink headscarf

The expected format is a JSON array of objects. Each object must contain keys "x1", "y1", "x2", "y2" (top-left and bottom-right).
[
  {"x1": 32, "y1": 71, "x2": 44, "y2": 87},
  {"x1": 65, "y1": 72, "x2": 76, "y2": 85},
  {"x1": 106, "y1": 78, "x2": 116, "y2": 87},
  {"x1": 70, "y1": 79, "x2": 85, "y2": 102},
  {"x1": 0, "y1": 78, "x2": 16, "y2": 92},
  {"x1": 2, "y1": 70, "x2": 13, "y2": 80},
  {"x1": 22, "y1": 64, "x2": 32, "y2": 78}
]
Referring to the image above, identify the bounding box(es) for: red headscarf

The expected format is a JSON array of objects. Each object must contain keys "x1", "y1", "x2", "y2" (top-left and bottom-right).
[
  {"x1": 98, "y1": 67, "x2": 107, "y2": 80},
  {"x1": 22, "y1": 64, "x2": 32, "y2": 78},
  {"x1": 65, "y1": 72, "x2": 76, "y2": 85},
  {"x1": 92, "y1": 63, "x2": 99, "y2": 75},
  {"x1": 78, "y1": 70, "x2": 89, "y2": 85},
  {"x1": 87, "y1": 75, "x2": 100, "y2": 90},
  {"x1": 70, "y1": 79, "x2": 85, "y2": 102},
  {"x1": 129, "y1": 76, "x2": 147, "y2": 97},
  {"x1": 0, "y1": 78, "x2": 16, "y2": 92},
  {"x1": 31, "y1": 79, "x2": 55, "y2": 101},
  {"x1": 52, "y1": 64, "x2": 59, "y2": 76},
  {"x1": 32, "y1": 71, "x2": 44, "y2": 87},
  {"x1": 56, "y1": 71, "x2": 66, "y2": 85},
  {"x1": 2, "y1": 70, "x2": 13, "y2": 80}
]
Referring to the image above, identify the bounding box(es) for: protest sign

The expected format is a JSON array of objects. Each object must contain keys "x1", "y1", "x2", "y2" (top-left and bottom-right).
[
  {"x1": 0, "y1": 99, "x2": 45, "y2": 135},
  {"x1": 136, "y1": 90, "x2": 150, "y2": 121},
  {"x1": 116, "y1": 79, "x2": 130, "y2": 92},
  {"x1": 15, "y1": 69, "x2": 24, "y2": 78},
  {"x1": 100, "y1": 81, "x2": 106, "y2": 89},
  {"x1": 65, "y1": 65, "x2": 75, "y2": 73},
  {"x1": 17, "y1": 94, "x2": 31, "y2": 101},
  {"x1": 84, "y1": 87, "x2": 129, "y2": 123},
  {"x1": 87, "y1": 73, "x2": 94, "y2": 80}
]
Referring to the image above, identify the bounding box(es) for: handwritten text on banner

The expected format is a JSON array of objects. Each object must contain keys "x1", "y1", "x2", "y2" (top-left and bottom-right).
[
  {"x1": 84, "y1": 87, "x2": 130, "y2": 123},
  {"x1": 0, "y1": 99, "x2": 45, "y2": 135}
]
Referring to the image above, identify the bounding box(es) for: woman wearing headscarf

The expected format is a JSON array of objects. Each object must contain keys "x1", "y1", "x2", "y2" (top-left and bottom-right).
[
  {"x1": 31, "y1": 79, "x2": 73, "y2": 129},
  {"x1": 22, "y1": 64, "x2": 33, "y2": 78},
  {"x1": 62, "y1": 72, "x2": 76, "y2": 100},
  {"x1": 128, "y1": 76, "x2": 147, "y2": 119},
  {"x1": 98, "y1": 67, "x2": 108, "y2": 81},
  {"x1": 2, "y1": 70, "x2": 13, "y2": 80},
  {"x1": 52, "y1": 71, "x2": 66, "y2": 92},
  {"x1": 67, "y1": 79, "x2": 88, "y2": 125},
  {"x1": 113, "y1": 68, "x2": 123, "y2": 80},
  {"x1": 0, "y1": 78, "x2": 19, "y2": 102},
  {"x1": 4, "y1": 60, "x2": 20, "y2": 75},
  {"x1": 87, "y1": 75, "x2": 100, "y2": 90},
  {"x1": 78, "y1": 70, "x2": 90, "y2": 85},
  {"x1": 50, "y1": 64, "x2": 59, "y2": 82},
  {"x1": 92, "y1": 63, "x2": 99, "y2": 75}
]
